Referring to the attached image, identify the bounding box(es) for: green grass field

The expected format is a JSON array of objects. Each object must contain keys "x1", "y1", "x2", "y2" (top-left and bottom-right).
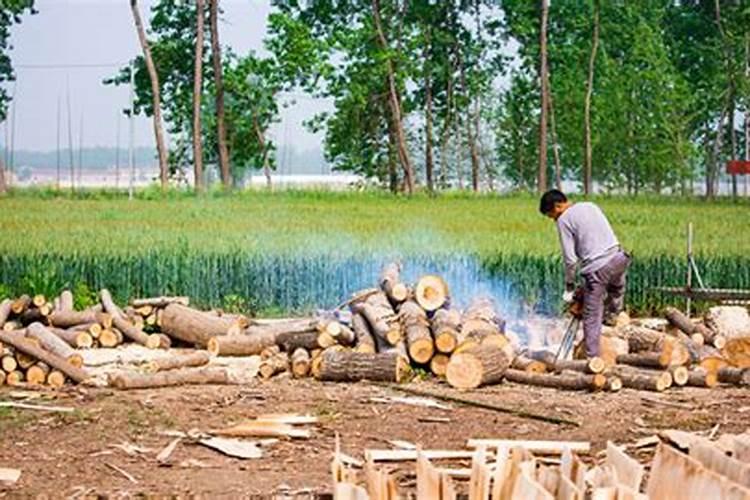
[{"x1": 0, "y1": 189, "x2": 748, "y2": 315}]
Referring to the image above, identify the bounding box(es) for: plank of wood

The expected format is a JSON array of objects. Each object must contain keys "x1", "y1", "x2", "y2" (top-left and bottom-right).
[
  {"x1": 690, "y1": 440, "x2": 750, "y2": 488},
  {"x1": 512, "y1": 471, "x2": 554, "y2": 500},
  {"x1": 417, "y1": 450, "x2": 441, "y2": 500},
  {"x1": 334, "y1": 482, "x2": 369, "y2": 500},
  {"x1": 605, "y1": 441, "x2": 644, "y2": 492},
  {"x1": 365, "y1": 449, "x2": 483, "y2": 462},
  {"x1": 557, "y1": 474, "x2": 582, "y2": 500},
  {"x1": 469, "y1": 446, "x2": 491, "y2": 500},
  {"x1": 467, "y1": 439, "x2": 590, "y2": 455},
  {"x1": 198, "y1": 437, "x2": 263, "y2": 459}
]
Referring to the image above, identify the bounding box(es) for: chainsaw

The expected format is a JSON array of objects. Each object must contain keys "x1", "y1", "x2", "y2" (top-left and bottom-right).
[{"x1": 555, "y1": 287, "x2": 584, "y2": 362}]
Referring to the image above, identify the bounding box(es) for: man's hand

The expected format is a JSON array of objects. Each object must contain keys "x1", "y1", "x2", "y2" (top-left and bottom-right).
[{"x1": 562, "y1": 290, "x2": 575, "y2": 304}]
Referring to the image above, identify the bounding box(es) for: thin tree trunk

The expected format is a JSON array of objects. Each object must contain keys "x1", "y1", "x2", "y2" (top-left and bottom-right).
[
  {"x1": 372, "y1": 0, "x2": 414, "y2": 194},
  {"x1": 548, "y1": 74, "x2": 562, "y2": 190},
  {"x1": 209, "y1": 0, "x2": 231, "y2": 189},
  {"x1": 66, "y1": 85, "x2": 74, "y2": 192},
  {"x1": 56, "y1": 97, "x2": 61, "y2": 190},
  {"x1": 729, "y1": 88, "x2": 737, "y2": 198},
  {"x1": 709, "y1": 106, "x2": 727, "y2": 199},
  {"x1": 423, "y1": 33, "x2": 434, "y2": 193},
  {"x1": 456, "y1": 46, "x2": 480, "y2": 192},
  {"x1": 538, "y1": 0, "x2": 549, "y2": 193},
  {"x1": 583, "y1": 0, "x2": 600, "y2": 196},
  {"x1": 253, "y1": 113, "x2": 272, "y2": 189},
  {"x1": 745, "y1": 33, "x2": 749, "y2": 197},
  {"x1": 388, "y1": 122, "x2": 398, "y2": 193},
  {"x1": 438, "y1": 67, "x2": 454, "y2": 190},
  {"x1": 454, "y1": 113, "x2": 464, "y2": 190},
  {"x1": 192, "y1": 0, "x2": 205, "y2": 192},
  {"x1": 130, "y1": 0, "x2": 169, "y2": 192},
  {"x1": 0, "y1": 155, "x2": 6, "y2": 194}
]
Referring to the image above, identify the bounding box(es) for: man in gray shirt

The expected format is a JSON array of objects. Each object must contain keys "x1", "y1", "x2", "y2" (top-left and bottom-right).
[{"x1": 539, "y1": 189, "x2": 631, "y2": 357}]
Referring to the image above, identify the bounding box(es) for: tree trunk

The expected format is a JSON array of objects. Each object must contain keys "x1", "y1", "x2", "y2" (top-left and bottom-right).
[
  {"x1": 161, "y1": 303, "x2": 241, "y2": 347},
  {"x1": 438, "y1": 71, "x2": 454, "y2": 190},
  {"x1": 379, "y1": 262, "x2": 408, "y2": 304},
  {"x1": 446, "y1": 344, "x2": 511, "y2": 389},
  {"x1": 259, "y1": 351, "x2": 289, "y2": 379},
  {"x1": 26, "y1": 323, "x2": 83, "y2": 368},
  {"x1": 192, "y1": 0, "x2": 205, "y2": 192},
  {"x1": 424, "y1": 32, "x2": 434, "y2": 193},
  {"x1": 664, "y1": 307, "x2": 722, "y2": 348},
  {"x1": 0, "y1": 330, "x2": 89, "y2": 383},
  {"x1": 458, "y1": 297, "x2": 504, "y2": 351},
  {"x1": 48, "y1": 309, "x2": 111, "y2": 329},
  {"x1": 686, "y1": 368, "x2": 718, "y2": 388},
  {"x1": 109, "y1": 367, "x2": 235, "y2": 389},
  {"x1": 0, "y1": 155, "x2": 6, "y2": 195},
  {"x1": 209, "y1": 0, "x2": 231, "y2": 189},
  {"x1": 718, "y1": 367, "x2": 750, "y2": 386},
  {"x1": 619, "y1": 325, "x2": 689, "y2": 366},
  {"x1": 511, "y1": 356, "x2": 547, "y2": 374},
  {"x1": 547, "y1": 73, "x2": 562, "y2": 190},
  {"x1": 291, "y1": 348, "x2": 311, "y2": 378},
  {"x1": 352, "y1": 314, "x2": 376, "y2": 353},
  {"x1": 583, "y1": 0, "x2": 600, "y2": 196},
  {"x1": 253, "y1": 112, "x2": 272, "y2": 189},
  {"x1": 130, "y1": 0, "x2": 169, "y2": 191},
  {"x1": 351, "y1": 292, "x2": 401, "y2": 347},
  {"x1": 144, "y1": 351, "x2": 211, "y2": 373},
  {"x1": 400, "y1": 300, "x2": 434, "y2": 364},
  {"x1": 456, "y1": 45, "x2": 480, "y2": 192},
  {"x1": 708, "y1": 106, "x2": 727, "y2": 199},
  {"x1": 538, "y1": 0, "x2": 550, "y2": 193},
  {"x1": 414, "y1": 275, "x2": 449, "y2": 312},
  {"x1": 431, "y1": 308, "x2": 461, "y2": 354},
  {"x1": 372, "y1": 0, "x2": 414, "y2": 194},
  {"x1": 387, "y1": 120, "x2": 399, "y2": 193},
  {"x1": 48, "y1": 327, "x2": 93, "y2": 349},
  {"x1": 616, "y1": 352, "x2": 668, "y2": 369},
  {"x1": 505, "y1": 369, "x2": 607, "y2": 391},
  {"x1": 609, "y1": 366, "x2": 672, "y2": 392},
  {"x1": 317, "y1": 350, "x2": 411, "y2": 383}
]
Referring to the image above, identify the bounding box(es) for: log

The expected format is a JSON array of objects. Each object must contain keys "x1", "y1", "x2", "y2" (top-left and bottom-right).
[
  {"x1": 161, "y1": 303, "x2": 241, "y2": 347},
  {"x1": 717, "y1": 367, "x2": 750, "y2": 386},
  {"x1": 446, "y1": 344, "x2": 512, "y2": 390},
  {"x1": 0, "y1": 330, "x2": 89, "y2": 383},
  {"x1": 207, "y1": 330, "x2": 277, "y2": 356},
  {"x1": 415, "y1": 275, "x2": 449, "y2": 311},
  {"x1": 100, "y1": 289, "x2": 161, "y2": 349},
  {"x1": 261, "y1": 345, "x2": 281, "y2": 359},
  {"x1": 109, "y1": 367, "x2": 236, "y2": 389},
  {"x1": 669, "y1": 365, "x2": 690, "y2": 386},
  {"x1": 351, "y1": 314, "x2": 376, "y2": 353},
  {"x1": 610, "y1": 366, "x2": 672, "y2": 392},
  {"x1": 98, "y1": 328, "x2": 123, "y2": 347},
  {"x1": 26, "y1": 323, "x2": 83, "y2": 368},
  {"x1": 400, "y1": 300, "x2": 434, "y2": 364},
  {"x1": 59, "y1": 290, "x2": 74, "y2": 312},
  {"x1": 11, "y1": 295, "x2": 31, "y2": 315},
  {"x1": 607, "y1": 376, "x2": 623, "y2": 392},
  {"x1": 379, "y1": 262, "x2": 408, "y2": 303},
  {"x1": 1, "y1": 353, "x2": 17, "y2": 373},
  {"x1": 504, "y1": 369, "x2": 607, "y2": 391},
  {"x1": 6, "y1": 370, "x2": 24, "y2": 385},
  {"x1": 276, "y1": 329, "x2": 321, "y2": 352},
  {"x1": 686, "y1": 368, "x2": 718, "y2": 388},
  {"x1": 259, "y1": 352, "x2": 289, "y2": 379},
  {"x1": 291, "y1": 348, "x2": 311, "y2": 378},
  {"x1": 317, "y1": 350, "x2": 411, "y2": 383},
  {"x1": 131, "y1": 296, "x2": 189, "y2": 308},
  {"x1": 48, "y1": 309, "x2": 111, "y2": 329},
  {"x1": 620, "y1": 325, "x2": 690, "y2": 366},
  {"x1": 49, "y1": 327, "x2": 93, "y2": 349},
  {"x1": 46, "y1": 370, "x2": 66, "y2": 388},
  {"x1": 511, "y1": 356, "x2": 547, "y2": 374},
  {"x1": 430, "y1": 353, "x2": 450, "y2": 377},
  {"x1": 458, "y1": 297, "x2": 505, "y2": 352},
  {"x1": 431, "y1": 308, "x2": 461, "y2": 354},
  {"x1": 311, "y1": 345, "x2": 344, "y2": 379},
  {"x1": 351, "y1": 292, "x2": 401, "y2": 346},
  {"x1": 18, "y1": 307, "x2": 46, "y2": 326},
  {"x1": 15, "y1": 338, "x2": 38, "y2": 369},
  {"x1": 665, "y1": 307, "x2": 724, "y2": 348},
  {"x1": 616, "y1": 352, "x2": 669, "y2": 369},
  {"x1": 529, "y1": 351, "x2": 604, "y2": 374},
  {"x1": 26, "y1": 362, "x2": 50, "y2": 385},
  {"x1": 0, "y1": 298, "x2": 12, "y2": 326},
  {"x1": 144, "y1": 351, "x2": 211, "y2": 373},
  {"x1": 3, "y1": 321, "x2": 21, "y2": 332}
]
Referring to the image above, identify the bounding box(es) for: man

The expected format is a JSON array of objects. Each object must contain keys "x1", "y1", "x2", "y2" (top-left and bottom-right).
[{"x1": 539, "y1": 189, "x2": 631, "y2": 357}]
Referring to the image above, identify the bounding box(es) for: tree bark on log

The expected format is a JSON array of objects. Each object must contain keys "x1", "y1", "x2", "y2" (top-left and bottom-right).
[
  {"x1": 686, "y1": 368, "x2": 718, "y2": 388},
  {"x1": 48, "y1": 309, "x2": 111, "y2": 329},
  {"x1": 609, "y1": 366, "x2": 672, "y2": 392},
  {"x1": 19, "y1": 307, "x2": 47, "y2": 326},
  {"x1": 400, "y1": 300, "x2": 434, "y2": 364},
  {"x1": 101, "y1": 289, "x2": 161, "y2": 349},
  {"x1": 277, "y1": 330, "x2": 321, "y2": 352},
  {"x1": 505, "y1": 369, "x2": 607, "y2": 391},
  {"x1": 0, "y1": 299, "x2": 12, "y2": 326},
  {"x1": 446, "y1": 344, "x2": 511, "y2": 390},
  {"x1": 11, "y1": 295, "x2": 31, "y2": 315},
  {"x1": 620, "y1": 325, "x2": 690, "y2": 366},
  {"x1": 291, "y1": 348, "x2": 311, "y2": 378},
  {"x1": 131, "y1": 296, "x2": 189, "y2": 308},
  {"x1": 431, "y1": 308, "x2": 461, "y2": 354},
  {"x1": 511, "y1": 356, "x2": 547, "y2": 374},
  {"x1": 161, "y1": 303, "x2": 240, "y2": 347},
  {"x1": 717, "y1": 367, "x2": 750, "y2": 386},
  {"x1": 379, "y1": 262, "x2": 408, "y2": 304},
  {"x1": 351, "y1": 292, "x2": 401, "y2": 346},
  {"x1": 144, "y1": 351, "x2": 211, "y2": 373},
  {"x1": 26, "y1": 323, "x2": 83, "y2": 368},
  {"x1": 59, "y1": 290, "x2": 74, "y2": 312},
  {"x1": 616, "y1": 352, "x2": 669, "y2": 369},
  {"x1": 259, "y1": 352, "x2": 289, "y2": 380},
  {"x1": 665, "y1": 307, "x2": 723, "y2": 348},
  {"x1": 109, "y1": 367, "x2": 234, "y2": 389},
  {"x1": 414, "y1": 275, "x2": 449, "y2": 312},
  {"x1": 318, "y1": 350, "x2": 411, "y2": 383},
  {"x1": 430, "y1": 353, "x2": 450, "y2": 377},
  {"x1": 458, "y1": 297, "x2": 505, "y2": 351},
  {"x1": 528, "y1": 350, "x2": 605, "y2": 374},
  {"x1": 207, "y1": 330, "x2": 277, "y2": 356},
  {"x1": 352, "y1": 314, "x2": 376, "y2": 353},
  {"x1": 0, "y1": 330, "x2": 89, "y2": 383}
]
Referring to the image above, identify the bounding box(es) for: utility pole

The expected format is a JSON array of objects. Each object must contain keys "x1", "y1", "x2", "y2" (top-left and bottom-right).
[
  {"x1": 66, "y1": 80, "x2": 75, "y2": 192},
  {"x1": 129, "y1": 61, "x2": 136, "y2": 201},
  {"x1": 56, "y1": 95, "x2": 61, "y2": 189},
  {"x1": 9, "y1": 82, "x2": 16, "y2": 187},
  {"x1": 115, "y1": 110, "x2": 121, "y2": 190}
]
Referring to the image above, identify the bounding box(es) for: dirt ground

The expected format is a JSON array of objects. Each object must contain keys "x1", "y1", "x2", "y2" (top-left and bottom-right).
[{"x1": 1, "y1": 378, "x2": 749, "y2": 498}]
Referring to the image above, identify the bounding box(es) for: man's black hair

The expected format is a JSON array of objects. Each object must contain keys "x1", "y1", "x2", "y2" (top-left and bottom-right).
[{"x1": 539, "y1": 189, "x2": 567, "y2": 215}]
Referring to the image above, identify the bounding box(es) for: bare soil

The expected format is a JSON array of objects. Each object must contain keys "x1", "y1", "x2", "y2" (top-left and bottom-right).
[{"x1": 1, "y1": 378, "x2": 749, "y2": 498}]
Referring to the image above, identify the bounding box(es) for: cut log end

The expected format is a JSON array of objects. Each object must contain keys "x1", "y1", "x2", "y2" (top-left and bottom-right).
[
  {"x1": 408, "y1": 338, "x2": 434, "y2": 365},
  {"x1": 669, "y1": 366, "x2": 689, "y2": 386},
  {"x1": 46, "y1": 370, "x2": 66, "y2": 388},
  {"x1": 430, "y1": 354, "x2": 450, "y2": 377},
  {"x1": 415, "y1": 275, "x2": 449, "y2": 312},
  {"x1": 434, "y1": 332, "x2": 457, "y2": 354},
  {"x1": 608, "y1": 376, "x2": 623, "y2": 392}
]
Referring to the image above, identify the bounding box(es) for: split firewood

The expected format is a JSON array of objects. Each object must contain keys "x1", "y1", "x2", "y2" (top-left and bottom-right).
[
  {"x1": 131, "y1": 296, "x2": 189, "y2": 308},
  {"x1": 446, "y1": 344, "x2": 511, "y2": 390},
  {"x1": 665, "y1": 307, "x2": 725, "y2": 349},
  {"x1": 26, "y1": 362, "x2": 50, "y2": 385},
  {"x1": 717, "y1": 367, "x2": 750, "y2": 386},
  {"x1": 26, "y1": 322, "x2": 84, "y2": 368},
  {"x1": 351, "y1": 314, "x2": 376, "y2": 353},
  {"x1": 0, "y1": 330, "x2": 89, "y2": 383},
  {"x1": 49, "y1": 327, "x2": 93, "y2": 349},
  {"x1": 317, "y1": 350, "x2": 411, "y2": 383},
  {"x1": 11, "y1": 295, "x2": 31, "y2": 315},
  {"x1": 616, "y1": 352, "x2": 669, "y2": 370},
  {"x1": 0, "y1": 298, "x2": 12, "y2": 326},
  {"x1": 207, "y1": 330, "x2": 277, "y2": 356},
  {"x1": 415, "y1": 275, "x2": 449, "y2": 312},
  {"x1": 109, "y1": 367, "x2": 237, "y2": 389},
  {"x1": 351, "y1": 292, "x2": 402, "y2": 346},
  {"x1": 379, "y1": 262, "x2": 409, "y2": 304},
  {"x1": 59, "y1": 290, "x2": 74, "y2": 312},
  {"x1": 685, "y1": 368, "x2": 718, "y2": 388},
  {"x1": 291, "y1": 348, "x2": 311, "y2": 378},
  {"x1": 457, "y1": 297, "x2": 505, "y2": 352},
  {"x1": 431, "y1": 308, "x2": 461, "y2": 354},
  {"x1": 504, "y1": 369, "x2": 607, "y2": 391},
  {"x1": 511, "y1": 356, "x2": 547, "y2": 374},
  {"x1": 609, "y1": 366, "x2": 672, "y2": 392},
  {"x1": 400, "y1": 300, "x2": 434, "y2": 364},
  {"x1": 161, "y1": 303, "x2": 243, "y2": 347},
  {"x1": 259, "y1": 352, "x2": 290, "y2": 380},
  {"x1": 49, "y1": 309, "x2": 112, "y2": 329},
  {"x1": 143, "y1": 351, "x2": 212, "y2": 373},
  {"x1": 101, "y1": 289, "x2": 162, "y2": 349},
  {"x1": 430, "y1": 353, "x2": 450, "y2": 377}
]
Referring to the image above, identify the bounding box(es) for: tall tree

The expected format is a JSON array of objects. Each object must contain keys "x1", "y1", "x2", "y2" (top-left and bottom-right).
[
  {"x1": 537, "y1": 0, "x2": 549, "y2": 193},
  {"x1": 423, "y1": 30, "x2": 434, "y2": 193},
  {"x1": 209, "y1": 0, "x2": 231, "y2": 188},
  {"x1": 583, "y1": 0, "x2": 600, "y2": 196},
  {"x1": 130, "y1": 0, "x2": 169, "y2": 192},
  {"x1": 192, "y1": 0, "x2": 205, "y2": 192}
]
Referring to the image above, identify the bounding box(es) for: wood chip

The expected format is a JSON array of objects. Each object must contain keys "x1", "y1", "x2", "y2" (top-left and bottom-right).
[
  {"x1": 0, "y1": 401, "x2": 74, "y2": 413},
  {"x1": 417, "y1": 416, "x2": 452, "y2": 423},
  {"x1": 388, "y1": 440, "x2": 417, "y2": 450},
  {"x1": 370, "y1": 396, "x2": 452, "y2": 410},
  {"x1": 630, "y1": 435, "x2": 660, "y2": 449},
  {"x1": 156, "y1": 437, "x2": 182, "y2": 464},
  {"x1": 198, "y1": 437, "x2": 263, "y2": 459},
  {"x1": 0, "y1": 468, "x2": 21, "y2": 484},
  {"x1": 105, "y1": 462, "x2": 138, "y2": 484}
]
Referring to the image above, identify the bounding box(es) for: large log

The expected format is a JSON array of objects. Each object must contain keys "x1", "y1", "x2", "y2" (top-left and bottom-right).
[
  {"x1": 259, "y1": 352, "x2": 289, "y2": 379},
  {"x1": 0, "y1": 330, "x2": 89, "y2": 383},
  {"x1": 446, "y1": 344, "x2": 511, "y2": 390},
  {"x1": 665, "y1": 307, "x2": 724, "y2": 348},
  {"x1": 685, "y1": 368, "x2": 718, "y2": 388},
  {"x1": 207, "y1": 330, "x2": 277, "y2": 356},
  {"x1": 717, "y1": 367, "x2": 750, "y2": 386},
  {"x1": 143, "y1": 351, "x2": 211, "y2": 373},
  {"x1": 131, "y1": 296, "x2": 189, "y2": 308},
  {"x1": 351, "y1": 314, "x2": 376, "y2": 353},
  {"x1": 400, "y1": 300, "x2": 434, "y2": 364},
  {"x1": 48, "y1": 327, "x2": 93, "y2": 349},
  {"x1": 161, "y1": 303, "x2": 241, "y2": 347},
  {"x1": 616, "y1": 352, "x2": 669, "y2": 369},
  {"x1": 291, "y1": 348, "x2": 311, "y2": 378},
  {"x1": 317, "y1": 350, "x2": 411, "y2": 383},
  {"x1": 48, "y1": 309, "x2": 111, "y2": 329},
  {"x1": 620, "y1": 325, "x2": 690, "y2": 366},
  {"x1": 26, "y1": 323, "x2": 83, "y2": 368},
  {"x1": 59, "y1": 290, "x2": 74, "y2": 312},
  {"x1": 0, "y1": 299, "x2": 12, "y2": 326},
  {"x1": 415, "y1": 275, "x2": 449, "y2": 311},
  {"x1": 431, "y1": 308, "x2": 461, "y2": 354},
  {"x1": 351, "y1": 292, "x2": 402, "y2": 346},
  {"x1": 458, "y1": 297, "x2": 505, "y2": 351},
  {"x1": 610, "y1": 366, "x2": 672, "y2": 392},
  {"x1": 100, "y1": 289, "x2": 162, "y2": 349},
  {"x1": 511, "y1": 356, "x2": 547, "y2": 374},
  {"x1": 504, "y1": 369, "x2": 607, "y2": 391},
  {"x1": 379, "y1": 262, "x2": 409, "y2": 304},
  {"x1": 109, "y1": 367, "x2": 235, "y2": 389}
]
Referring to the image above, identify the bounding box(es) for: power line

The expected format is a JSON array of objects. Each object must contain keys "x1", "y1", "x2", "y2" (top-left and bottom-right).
[{"x1": 16, "y1": 62, "x2": 126, "y2": 69}]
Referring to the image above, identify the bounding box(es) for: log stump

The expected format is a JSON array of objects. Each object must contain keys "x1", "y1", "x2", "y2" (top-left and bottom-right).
[{"x1": 446, "y1": 344, "x2": 511, "y2": 390}]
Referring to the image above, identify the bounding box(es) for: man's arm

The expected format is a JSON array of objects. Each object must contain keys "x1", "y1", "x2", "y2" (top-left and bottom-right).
[{"x1": 557, "y1": 222, "x2": 577, "y2": 289}]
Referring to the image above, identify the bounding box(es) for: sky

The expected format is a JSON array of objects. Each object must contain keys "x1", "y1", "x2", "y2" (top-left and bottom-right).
[{"x1": 4, "y1": 0, "x2": 327, "y2": 152}]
